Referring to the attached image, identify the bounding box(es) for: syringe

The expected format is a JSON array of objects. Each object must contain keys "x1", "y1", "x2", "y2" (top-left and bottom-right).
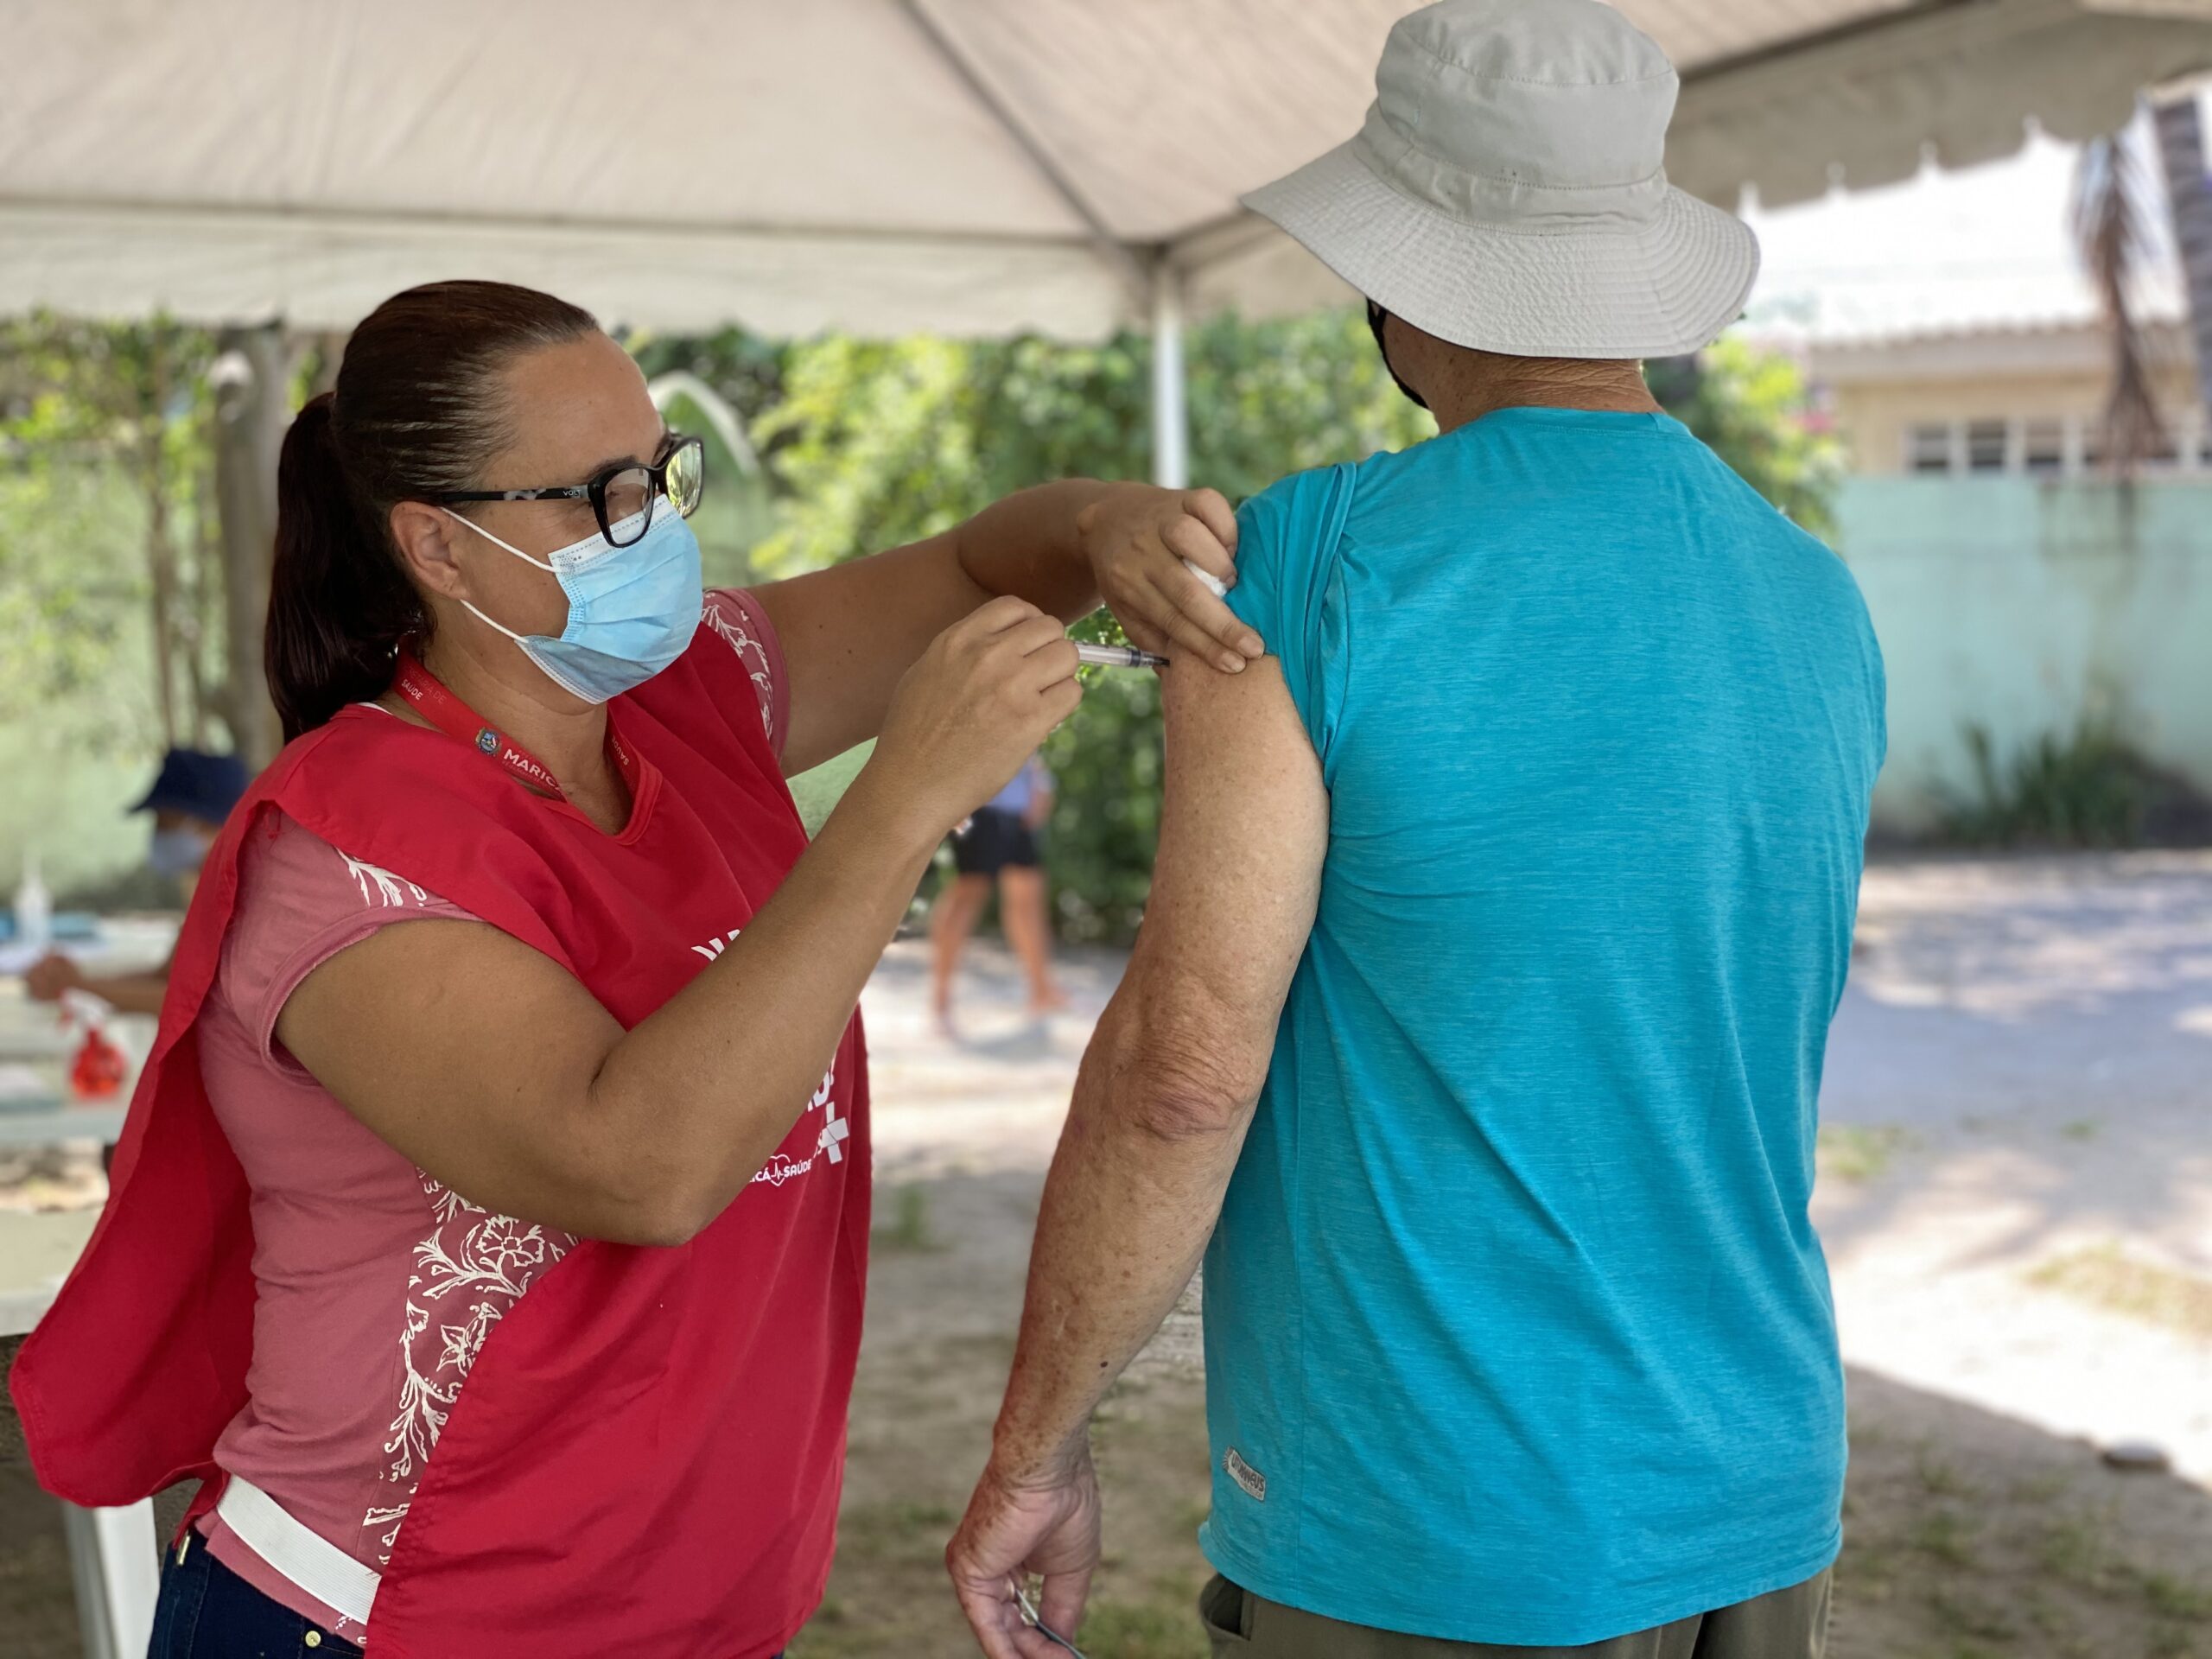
[{"x1": 1073, "y1": 642, "x2": 1168, "y2": 671}]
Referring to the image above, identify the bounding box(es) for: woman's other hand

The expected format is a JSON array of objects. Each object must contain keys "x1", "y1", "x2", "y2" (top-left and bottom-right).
[
  {"x1": 1077, "y1": 484, "x2": 1262, "y2": 673},
  {"x1": 868, "y1": 598, "x2": 1084, "y2": 837}
]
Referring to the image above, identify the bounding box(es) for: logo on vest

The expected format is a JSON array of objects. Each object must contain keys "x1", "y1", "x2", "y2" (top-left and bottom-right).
[
  {"x1": 474, "y1": 727, "x2": 499, "y2": 754},
  {"x1": 753, "y1": 1152, "x2": 815, "y2": 1188}
]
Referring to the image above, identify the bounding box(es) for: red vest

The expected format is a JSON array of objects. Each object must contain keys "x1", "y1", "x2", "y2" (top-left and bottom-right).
[{"x1": 10, "y1": 631, "x2": 869, "y2": 1658}]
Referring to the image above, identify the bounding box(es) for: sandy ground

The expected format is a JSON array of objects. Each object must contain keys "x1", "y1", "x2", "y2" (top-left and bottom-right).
[
  {"x1": 4, "y1": 854, "x2": 2210, "y2": 1656},
  {"x1": 1819, "y1": 854, "x2": 2212, "y2": 1488}
]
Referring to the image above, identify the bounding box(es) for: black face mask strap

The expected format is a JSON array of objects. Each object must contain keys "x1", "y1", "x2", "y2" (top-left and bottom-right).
[{"x1": 1366, "y1": 299, "x2": 1430, "y2": 412}]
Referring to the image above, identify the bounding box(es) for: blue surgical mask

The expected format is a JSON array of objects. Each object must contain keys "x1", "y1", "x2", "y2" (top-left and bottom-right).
[
  {"x1": 446, "y1": 506, "x2": 703, "y2": 703},
  {"x1": 149, "y1": 827, "x2": 209, "y2": 880}
]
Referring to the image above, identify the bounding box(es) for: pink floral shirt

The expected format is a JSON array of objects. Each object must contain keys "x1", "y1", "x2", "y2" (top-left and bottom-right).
[{"x1": 195, "y1": 592, "x2": 785, "y2": 1632}]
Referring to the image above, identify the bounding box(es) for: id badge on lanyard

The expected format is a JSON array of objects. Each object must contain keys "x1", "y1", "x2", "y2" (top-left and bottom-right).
[{"x1": 391, "y1": 647, "x2": 639, "y2": 804}]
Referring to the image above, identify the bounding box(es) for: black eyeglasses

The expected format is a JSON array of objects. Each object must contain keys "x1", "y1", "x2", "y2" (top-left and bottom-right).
[{"x1": 422, "y1": 433, "x2": 706, "y2": 549}]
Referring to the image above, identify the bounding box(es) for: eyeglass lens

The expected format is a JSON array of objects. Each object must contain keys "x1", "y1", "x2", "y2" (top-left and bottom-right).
[{"x1": 600, "y1": 439, "x2": 704, "y2": 547}]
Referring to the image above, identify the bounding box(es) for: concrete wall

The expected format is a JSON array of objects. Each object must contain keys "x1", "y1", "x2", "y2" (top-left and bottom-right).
[{"x1": 1835, "y1": 476, "x2": 2212, "y2": 833}]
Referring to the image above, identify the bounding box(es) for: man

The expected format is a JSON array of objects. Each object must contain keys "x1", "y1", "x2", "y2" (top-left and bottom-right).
[
  {"x1": 946, "y1": 3, "x2": 1884, "y2": 1656},
  {"x1": 932, "y1": 752, "x2": 1069, "y2": 1027},
  {"x1": 27, "y1": 747, "x2": 248, "y2": 1015}
]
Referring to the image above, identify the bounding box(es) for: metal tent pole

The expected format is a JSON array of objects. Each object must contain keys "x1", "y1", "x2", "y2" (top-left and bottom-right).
[{"x1": 1151, "y1": 262, "x2": 1190, "y2": 490}]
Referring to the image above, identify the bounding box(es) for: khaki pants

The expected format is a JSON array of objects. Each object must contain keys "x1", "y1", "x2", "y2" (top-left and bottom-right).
[{"x1": 1198, "y1": 1569, "x2": 1830, "y2": 1658}]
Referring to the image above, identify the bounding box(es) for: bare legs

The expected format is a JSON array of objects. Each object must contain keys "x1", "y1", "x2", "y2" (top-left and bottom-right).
[
  {"x1": 998, "y1": 866, "x2": 1068, "y2": 1014},
  {"x1": 931, "y1": 873, "x2": 993, "y2": 1025},
  {"x1": 930, "y1": 865, "x2": 1066, "y2": 1026}
]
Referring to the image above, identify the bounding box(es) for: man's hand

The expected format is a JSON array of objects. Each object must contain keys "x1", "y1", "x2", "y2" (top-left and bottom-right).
[{"x1": 947, "y1": 1453, "x2": 1102, "y2": 1659}]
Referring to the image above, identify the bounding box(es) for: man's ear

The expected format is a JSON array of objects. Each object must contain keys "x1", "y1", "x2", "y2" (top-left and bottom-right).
[{"x1": 390, "y1": 501, "x2": 471, "y2": 603}]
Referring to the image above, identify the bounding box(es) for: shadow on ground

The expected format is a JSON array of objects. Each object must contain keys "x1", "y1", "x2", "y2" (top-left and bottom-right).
[{"x1": 1823, "y1": 853, "x2": 2212, "y2": 1270}]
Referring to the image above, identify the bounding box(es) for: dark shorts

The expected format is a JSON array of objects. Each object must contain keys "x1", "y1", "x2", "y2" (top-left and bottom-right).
[
  {"x1": 1198, "y1": 1569, "x2": 1831, "y2": 1658},
  {"x1": 952, "y1": 806, "x2": 1041, "y2": 876}
]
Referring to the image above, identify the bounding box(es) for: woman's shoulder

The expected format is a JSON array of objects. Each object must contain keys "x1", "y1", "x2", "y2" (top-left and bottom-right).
[{"x1": 213, "y1": 807, "x2": 479, "y2": 1069}]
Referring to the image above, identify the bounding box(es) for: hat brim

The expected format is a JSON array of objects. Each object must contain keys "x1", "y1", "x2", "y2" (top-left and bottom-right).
[{"x1": 1242, "y1": 140, "x2": 1758, "y2": 361}]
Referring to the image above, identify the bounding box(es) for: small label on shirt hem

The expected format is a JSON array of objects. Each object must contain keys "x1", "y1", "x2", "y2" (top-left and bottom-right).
[{"x1": 1225, "y1": 1447, "x2": 1267, "y2": 1502}]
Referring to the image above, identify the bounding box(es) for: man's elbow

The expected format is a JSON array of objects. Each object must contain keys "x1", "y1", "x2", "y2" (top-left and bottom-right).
[{"x1": 1112, "y1": 1026, "x2": 1268, "y2": 1146}]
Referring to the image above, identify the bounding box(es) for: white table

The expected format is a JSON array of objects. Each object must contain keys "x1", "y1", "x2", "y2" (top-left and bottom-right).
[
  {"x1": 2, "y1": 1209, "x2": 161, "y2": 1659},
  {"x1": 0, "y1": 1103, "x2": 130, "y2": 1149}
]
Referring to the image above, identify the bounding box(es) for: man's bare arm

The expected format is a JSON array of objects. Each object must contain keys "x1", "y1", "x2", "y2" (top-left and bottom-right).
[{"x1": 946, "y1": 652, "x2": 1328, "y2": 1658}]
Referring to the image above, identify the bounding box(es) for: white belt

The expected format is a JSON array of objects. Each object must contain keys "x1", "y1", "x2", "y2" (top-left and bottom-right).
[{"x1": 214, "y1": 1475, "x2": 381, "y2": 1629}]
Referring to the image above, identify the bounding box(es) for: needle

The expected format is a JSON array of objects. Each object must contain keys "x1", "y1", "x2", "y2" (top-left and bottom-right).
[{"x1": 1010, "y1": 1579, "x2": 1088, "y2": 1656}]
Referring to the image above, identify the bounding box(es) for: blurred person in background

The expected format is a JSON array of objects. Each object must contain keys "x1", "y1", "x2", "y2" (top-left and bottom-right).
[
  {"x1": 25, "y1": 746, "x2": 250, "y2": 1015},
  {"x1": 11, "y1": 277, "x2": 1259, "y2": 1659},
  {"x1": 931, "y1": 751, "x2": 1067, "y2": 1026},
  {"x1": 950, "y1": 4, "x2": 1882, "y2": 1656}
]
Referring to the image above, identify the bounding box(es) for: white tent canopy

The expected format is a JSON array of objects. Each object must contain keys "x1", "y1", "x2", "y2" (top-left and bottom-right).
[{"x1": 4, "y1": 0, "x2": 2210, "y2": 343}]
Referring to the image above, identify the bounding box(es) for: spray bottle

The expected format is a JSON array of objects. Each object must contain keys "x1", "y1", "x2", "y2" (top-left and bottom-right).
[
  {"x1": 58, "y1": 988, "x2": 129, "y2": 1099},
  {"x1": 14, "y1": 852, "x2": 51, "y2": 955}
]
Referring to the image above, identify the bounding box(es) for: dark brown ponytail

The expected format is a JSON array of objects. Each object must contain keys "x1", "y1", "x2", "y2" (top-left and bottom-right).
[{"x1": 264, "y1": 280, "x2": 599, "y2": 741}]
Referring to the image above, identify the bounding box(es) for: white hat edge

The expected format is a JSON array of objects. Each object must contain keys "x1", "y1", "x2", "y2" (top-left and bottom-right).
[{"x1": 1240, "y1": 137, "x2": 1760, "y2": 361}]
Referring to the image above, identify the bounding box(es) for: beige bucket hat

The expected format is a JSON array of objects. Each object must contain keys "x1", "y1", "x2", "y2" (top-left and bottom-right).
[{"x1": 1243, "y1": 0, "x2": 1758, "y2": 360}]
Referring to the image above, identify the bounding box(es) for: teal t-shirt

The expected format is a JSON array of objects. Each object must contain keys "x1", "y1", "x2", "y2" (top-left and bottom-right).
[{"x1": 1200, "y1": 408, "x2": 1885, "y2": 1645}]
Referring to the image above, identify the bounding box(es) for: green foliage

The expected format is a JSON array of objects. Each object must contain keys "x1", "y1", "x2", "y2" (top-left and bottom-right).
[
  {"x1": 627, "y1": 328, "x2": 785, "y2": 587},
  {"x1": 1946, "y1": 717, "x2": 2154, "y2": 849},
  {"x1": 0, "y1": 461, "x2": 139, "y2": 724},
  {"x1": 1654, "y1": 337, "x2": 1841, "y2": 538},
  {"x1": 1045, "y1": 653, "x2": 1166, "y2": 944},
  {"x1": 0, "y1": 314, "x2": 222, "y2": 751},
  {"x1": 746, "y1": 310, "x2": 1431, "y2": 941},
  {"x1": 752, "y1": 311, "x2": 1435, "y2": 582}
]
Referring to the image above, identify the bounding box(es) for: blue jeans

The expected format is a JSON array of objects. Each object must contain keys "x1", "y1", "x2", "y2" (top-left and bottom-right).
[
  {"x1": 149, "y1": 1526, "x2": 791, "y2": 1656},
  {"x1": 149, "y1": 1531, "x2": 362, "y2": 1657}
]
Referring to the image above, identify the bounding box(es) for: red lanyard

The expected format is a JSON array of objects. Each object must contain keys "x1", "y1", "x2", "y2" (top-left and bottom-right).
[{"x1": 391, "y1": 647, "x2": 638, "y2": 807}]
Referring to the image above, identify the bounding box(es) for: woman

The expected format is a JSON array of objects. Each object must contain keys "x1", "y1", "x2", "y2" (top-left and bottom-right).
[
  {"x1": 931, "y1": 751, "x2": 1065, "y2": 1026},
  {"x1": 10, "y1": 280, "x2": 1255, "y2": 1659}
]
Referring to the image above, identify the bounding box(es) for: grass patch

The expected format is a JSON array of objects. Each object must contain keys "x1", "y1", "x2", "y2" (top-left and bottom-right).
[
  {"x1": 2139, "y1": 1570, "x2": 2212, "y2": 1621},
  {"x1": 1928, "y1": 1582, "x2": 2018, "y2": 1641},
  {"x1": 1914, "y1": 1447, "x2": 1974, "y2": 1498},
  {"x1": 835, "y1": 1498, "x2": 957, "y2": 1565},
  {"x1": 2059, "y1": 1119, "x2": 2101, "y2": 1142},
  {"x1": 1942, "y1": 718, "x2": 2153, "y2": 849},
  {"x1": 1077, "y1": 1586, "x2": 1210, "y2": 1659},
  {"x1": 1911, "y1": 1508, "x2": 1982, "y2": 1568},
  {"x1": 2028, "y1": 1243, "x2": 2212, "y2": 1339},
  {"x1": 2037, "y1": 1507, "x2": 2117, "y2": 1591},
  {"x1": 872, "y1": 1185, "x2": 943, "y2": 1255},
  {"x1": 1818, "y1": 1124, "x2": 1917, "y2": 1183}
]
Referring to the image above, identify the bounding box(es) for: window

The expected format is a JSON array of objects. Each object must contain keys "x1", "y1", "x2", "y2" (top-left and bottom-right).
[
  {"x1": 2023, "y1": 418, "x2": 2066, "y2": 476},
  {"x1": 1906, "y1": 423, "x2": 1954, "y2": 474},
  {"x1": 1965, "y1": 420, "x2": 2008, "y2": 473}
]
